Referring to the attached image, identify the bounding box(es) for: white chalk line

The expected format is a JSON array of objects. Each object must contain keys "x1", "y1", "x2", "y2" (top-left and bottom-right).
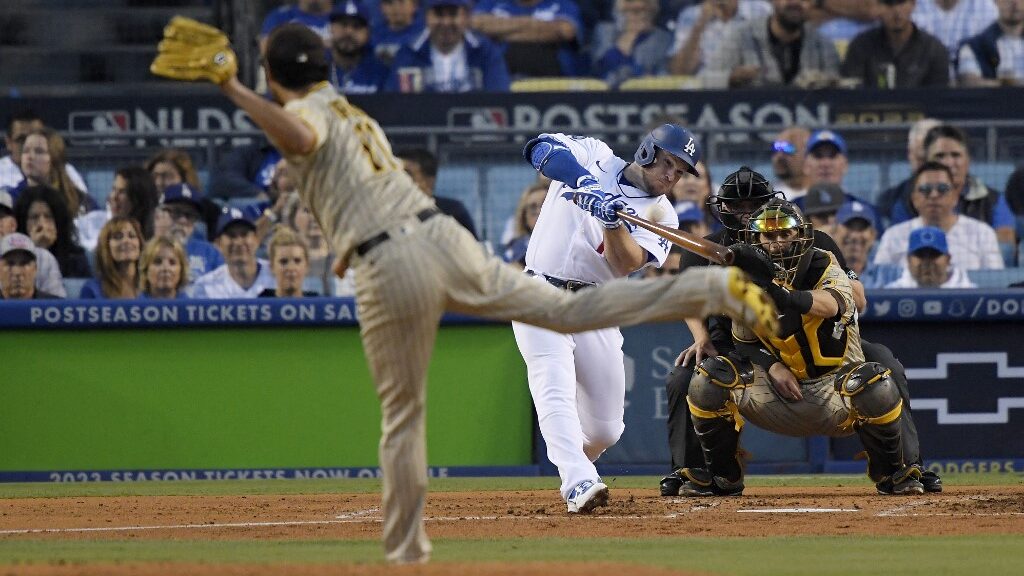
[{"x1": 1, "y1": 495, "x2": 1018, "y2": 535}]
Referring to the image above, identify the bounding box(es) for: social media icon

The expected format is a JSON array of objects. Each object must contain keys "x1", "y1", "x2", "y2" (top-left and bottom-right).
[
  {"x1": 898, "y1": 299, "x2": 917, "y2": 317},
  {"x1": 923, "y1": 300, "x2": 942, "y2": 315}
]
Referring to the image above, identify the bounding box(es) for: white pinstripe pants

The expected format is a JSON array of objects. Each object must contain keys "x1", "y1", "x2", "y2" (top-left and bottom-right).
[{"x1": 352, "y1": 214, "x2": 734, "y2": 564}]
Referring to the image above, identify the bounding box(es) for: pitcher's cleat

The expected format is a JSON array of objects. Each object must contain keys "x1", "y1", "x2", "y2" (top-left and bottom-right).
[{"x1": 718, "y1": 267, "x2": 780, "y2": 336}]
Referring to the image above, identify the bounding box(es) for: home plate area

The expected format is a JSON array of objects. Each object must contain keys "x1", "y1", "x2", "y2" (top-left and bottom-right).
[{"x1": 0, "y1": 485, "x2": 1022, "y2": 541}]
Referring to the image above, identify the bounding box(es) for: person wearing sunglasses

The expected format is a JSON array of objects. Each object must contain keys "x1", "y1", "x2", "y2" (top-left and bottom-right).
[
  {"x1": 873, "y1": 161, "x2": 1004, "y2": 270},
  {"x1": 770, "y1": 126, "x2": 810, "y2": 200}
]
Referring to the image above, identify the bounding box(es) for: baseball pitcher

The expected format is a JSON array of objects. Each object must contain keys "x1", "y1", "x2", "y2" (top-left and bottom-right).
[{"x1": 150, "y1": 19, "x2": 780, "y2": 564}]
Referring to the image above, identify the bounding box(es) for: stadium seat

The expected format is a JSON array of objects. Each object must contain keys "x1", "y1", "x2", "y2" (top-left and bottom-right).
[
  {"x1": 973, "y1": 162, "x2": 1016, "y2": 190},
  {"x1": 510, "y1": 77, "x2": 609, "y2": 92},
  {"x1": 967, "y1": 267, "x2": 1024, "y2": 288},
  {"x1": 63, "y1": 278, "x2": 88, "y2": 299},
  {"x1": 84, "y1": 170, "x2": 114, "y2": 208},
  {"x1": 887, "y1": 162, "x2": 911, "y2": 189},
  {"x1": 301, "y1": 276, "x2": 323, "y2": 296},
  {"x1": 844, "y1": 163, "x2": 881, "y2": 205},
  {"x1": 436, "y1": 164, "x2": 483, "y2": 235},
  {"x1": 483, "y1": 163, "x2": 540, "y2": 250},
  {"x1": 618, "y1": 75, "x2": 701, "y2": 91}
]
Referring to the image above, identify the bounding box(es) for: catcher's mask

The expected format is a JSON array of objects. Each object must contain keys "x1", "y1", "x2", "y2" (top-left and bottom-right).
[
  {"x1": 707, "y1": 166, "x2": 779, "y2": 233},
  {"x1": 742, "y1": 198, "x2": 814, "y2": 286}
]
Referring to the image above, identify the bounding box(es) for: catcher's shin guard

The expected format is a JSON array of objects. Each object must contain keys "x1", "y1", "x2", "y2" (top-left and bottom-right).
[
  {"x1": 836, "y1": 362, "x2": 908, "y2": 481},
  {"x1": 686, "y1": 354, "x2": 752, "y2": 483}
]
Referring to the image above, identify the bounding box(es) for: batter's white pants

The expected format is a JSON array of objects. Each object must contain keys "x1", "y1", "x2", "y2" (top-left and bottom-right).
[{"x1": 512, "y1": 320, "x2": 626, "y2": 500}]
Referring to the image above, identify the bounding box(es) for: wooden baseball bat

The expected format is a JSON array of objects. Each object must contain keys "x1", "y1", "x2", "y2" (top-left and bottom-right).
[{"x1": 616, "y1": 211, "x2": 734, "y2": 265}]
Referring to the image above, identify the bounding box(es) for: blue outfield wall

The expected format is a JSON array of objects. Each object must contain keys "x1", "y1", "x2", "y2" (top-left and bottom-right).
[{"x1": 2, "y1": 290, "x2": 1023, "y2": 482}]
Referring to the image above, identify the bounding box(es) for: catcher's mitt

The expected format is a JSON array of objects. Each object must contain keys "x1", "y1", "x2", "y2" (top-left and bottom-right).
[
  {"x1": 150, "y1": 16, "x2": 237, "y2": 85},
  {"x1": 727, "y1": 243, "x2": 778, "y2": 288}
]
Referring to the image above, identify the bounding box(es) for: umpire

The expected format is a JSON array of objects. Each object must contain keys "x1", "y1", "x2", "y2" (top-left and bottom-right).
[{"x1": 660, "y1": 166, "x2": 941, "y2": 496}]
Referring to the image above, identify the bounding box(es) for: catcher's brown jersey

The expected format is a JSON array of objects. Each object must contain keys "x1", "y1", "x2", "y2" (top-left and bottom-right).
[
  {"x1": 734, "y1": 249, "x2": 864, "y2": 380},
  {"x1": 281, "y1": 82, "x2": 434, "y2": 262}
]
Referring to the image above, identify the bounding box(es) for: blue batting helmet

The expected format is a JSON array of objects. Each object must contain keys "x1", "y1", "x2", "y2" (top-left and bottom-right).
[{"x1": 634, "y1": 124, "x2": 701, "y2": 176}]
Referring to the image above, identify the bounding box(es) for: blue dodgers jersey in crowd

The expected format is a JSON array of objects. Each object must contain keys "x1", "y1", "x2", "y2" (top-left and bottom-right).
[
  {"x1": 260, "y1": 5, "x2": 330, "y2": 41},
  {"x1": 385, "y1": 30, "x2": 510, "y2": 92},
  {"x1": 371, "y1": 19, "x2": 425, "y2": 63},
  {"x1": 185, "y1": 238, "x2": 225, "y2": 284},
  {"x1": 473, "y1": 0, "x2": 584, "y2": 76},
  {"x1": 331, "y1": 53, "x2": 391, "y2": 94}
]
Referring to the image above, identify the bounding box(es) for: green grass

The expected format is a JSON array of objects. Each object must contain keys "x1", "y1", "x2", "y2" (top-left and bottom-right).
[
  {"x1": 0, "y1": 473, "x2": 1019, "y2": 498},
  {"x1": 1, "y1": 474, "x2": 1022, "y2": 575},
  {"x1": 1, "y1": 537, "x2": 1022, "y2": 574}
]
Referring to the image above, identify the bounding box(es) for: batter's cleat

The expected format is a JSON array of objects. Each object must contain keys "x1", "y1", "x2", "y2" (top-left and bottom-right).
[
  {"x1": 876, "y1": 465, "x2": 925, "y2": 495},
  {"x1": 677, "y1": 467, "x2": 744, "y2": 497},
  {"x1": 920, "y1": 469, "x2": 943, "y2": 493},
  {"x1": 566, "y1": 480, "x2": 609, "y2": 513},
  {"x1": 718, "y1": 267, "x2": 780, "y2": 336},
  {"x1": 659, "y1": 469, "x2": 685, "y2": 496}
]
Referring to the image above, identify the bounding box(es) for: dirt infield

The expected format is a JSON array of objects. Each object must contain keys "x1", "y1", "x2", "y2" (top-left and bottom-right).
[{"x1": 2, "y1": 485, "x2": 1022, "y2": 575}]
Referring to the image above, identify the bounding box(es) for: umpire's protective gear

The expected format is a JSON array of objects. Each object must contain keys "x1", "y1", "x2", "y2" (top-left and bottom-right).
[{"x1": 634, "y1": 124, "x2": 701, "y2": 175}]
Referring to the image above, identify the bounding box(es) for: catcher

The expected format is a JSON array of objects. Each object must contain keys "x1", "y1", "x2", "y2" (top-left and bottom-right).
[
  {"x1": 150, "y1": 17, "x2": 780, "y2": 564},
  {"x1": 681, "y1": 199, "x2": 925, "y2": 496}
]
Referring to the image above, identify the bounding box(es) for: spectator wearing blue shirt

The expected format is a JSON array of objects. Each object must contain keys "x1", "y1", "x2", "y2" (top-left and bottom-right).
[
  {"x1": 373, "y1": 0, "x2": 427, "y2": 64},
  {"x1": 80, "y1": 216, "x2": 142, "y2": 300},
  {"x1": 139, "y1": 236, "x2": 190, "y2": 299},
  {"x1": 158, "y1": 183, "x2": 224, "y2": 285},
  {"x1": 260, "y1": 0, "x2": 333, "y2": 52},
  {"x1": 832, "y1": 200, "x2": 902, "y2": 288},
  {"x1": 387, "y1": 0, "x2": 511, "y2": 92},
  {"x1": 208, "y1": 138, "x2": 282, "y2": 200},
  {"x1": 471, "y1": 0, "x2": 585, "y2": 78},
  {"x1": 330, "y1": 0, "x2": 392, "y2": 93},
  {"x1": 590, "y1": 0, "x2": 672, "y2": 87}
]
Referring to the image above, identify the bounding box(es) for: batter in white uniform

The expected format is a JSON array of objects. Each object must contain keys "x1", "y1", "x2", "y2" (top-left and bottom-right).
[{"x1": 516, "y1": 125, "x2": 702, "y2": 513}]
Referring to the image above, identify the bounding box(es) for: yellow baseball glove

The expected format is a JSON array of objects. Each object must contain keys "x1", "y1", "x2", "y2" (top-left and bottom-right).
[{"x1": 150, "y1": 16, "x2": 237, "y2": 85}]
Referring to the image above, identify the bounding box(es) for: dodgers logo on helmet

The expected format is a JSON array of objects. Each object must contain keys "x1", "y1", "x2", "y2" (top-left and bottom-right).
[{"x1": 634, "y1": 124, "x2": 701, "y2": 176}]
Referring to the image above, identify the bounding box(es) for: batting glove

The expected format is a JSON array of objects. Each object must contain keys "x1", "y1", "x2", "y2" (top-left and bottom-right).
[
  {"x1": 564, "y1": 175, "x2": 605, "y2": 212},
  {"x1": 593, "y1": 199, "x2": 626, "y2": 229}
]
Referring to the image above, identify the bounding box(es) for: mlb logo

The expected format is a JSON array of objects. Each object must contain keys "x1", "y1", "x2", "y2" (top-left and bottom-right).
[{"x1": 68, "y1": 110, "x2": 130, "y2": 134}]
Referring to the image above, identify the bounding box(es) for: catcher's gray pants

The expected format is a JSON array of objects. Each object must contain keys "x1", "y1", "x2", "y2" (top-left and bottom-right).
[{"x1": 351, "y1": 214, "x2": 736, "y2": 564}]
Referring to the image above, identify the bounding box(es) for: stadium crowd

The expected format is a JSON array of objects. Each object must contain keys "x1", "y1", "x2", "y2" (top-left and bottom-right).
[{"x1": 3, "y1": 0, "x2": 1024, "y2": 300}]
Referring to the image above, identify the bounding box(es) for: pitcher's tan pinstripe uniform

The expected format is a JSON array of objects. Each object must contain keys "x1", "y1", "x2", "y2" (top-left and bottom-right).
[{"x1": 278, "y1": 83, "x2": 753, "y2": 564}]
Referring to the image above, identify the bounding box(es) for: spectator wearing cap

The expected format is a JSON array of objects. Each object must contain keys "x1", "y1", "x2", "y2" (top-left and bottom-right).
[
  {"x1": 373, "y1": 0, "x2": 426, "y2": 65},
  {"x1": 799, "y1": 129, "x2": 876, "y2": 209},
  {"x1": 159, "y1": 183, "x2": 225, "y2": 284},
  {"x1": 0, "y1": 232, "x2": 60, "y2": 299},
  {"x1": 387, "y1": 0, "x2": 510, "y2": 92},
  {"x1": 802, "y1": 182, "x2": 847, "y2": 238},
  {"x1": 260, "y1": 0, "x2": 333, "y2": 53},
  {"x1": 330, "y1": 0, "x2": 391, "y2": 94},
  {"x1": 771, "y1": 126, "x2": 811, "y2": 200},
  {"x1": 841, "y1": 0, "x2": 949, "y2": 88},
  {"x1": 589, "y1": 0, "x2": 673, "y2": 87},
  {"x1": 1, "y1": 190, "x2": 65, "y2": 297},
  {"x1": 80, "y1": 217, "x2": 143, "y2": 300},
  {"x1": 193, "y1": 209, "x2": 275, "y2": 299},
  {"x1": 874, "y1": 161, "x2": 1004, "y2": 270},
  {"x1": 912, "y1": 0, "x2": 998, "y2": 60},
  {"x1": 676, "y1": 201, "x2": 712, "y2": 238},
  {"x1": 471, "y1": 0, "x2": 585, "y2": 79},
  {"x1": 259, "y1": 226, "x2": 319, "y2": 298},
  {"x1": 699, "y1": 0, "x2": 841, "y2": 89},
  {"x1": 832, "y1": 200, "x2": 901, "y2": 288},
  {"x1": 886, "y1": 226, "x2": 977, "y2": 288},
  {"x1": 146, "y1": 149, "x2": 220, "y2": 240},
  {"x1": 958, "y1": 0, "x2": 1024, "y2": 86}
]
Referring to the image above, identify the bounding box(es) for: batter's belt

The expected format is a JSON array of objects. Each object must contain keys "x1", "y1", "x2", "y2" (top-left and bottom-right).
[
  {"x1": 525, "y1": 270, "x2": 596, "y2": 292},
  {"x1": 355, "y1": 207, "x2": 440, "y2": 257}
]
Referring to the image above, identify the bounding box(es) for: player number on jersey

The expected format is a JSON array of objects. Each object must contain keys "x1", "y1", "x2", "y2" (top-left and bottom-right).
[{"x1": 330, "y1": 101, "x2": 400, "y2": 174}]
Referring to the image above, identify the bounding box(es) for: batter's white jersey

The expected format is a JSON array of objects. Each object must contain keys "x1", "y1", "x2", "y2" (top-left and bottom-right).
[{"x1": 525, "y1": 133, "x2": 678, "y2": 282}]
